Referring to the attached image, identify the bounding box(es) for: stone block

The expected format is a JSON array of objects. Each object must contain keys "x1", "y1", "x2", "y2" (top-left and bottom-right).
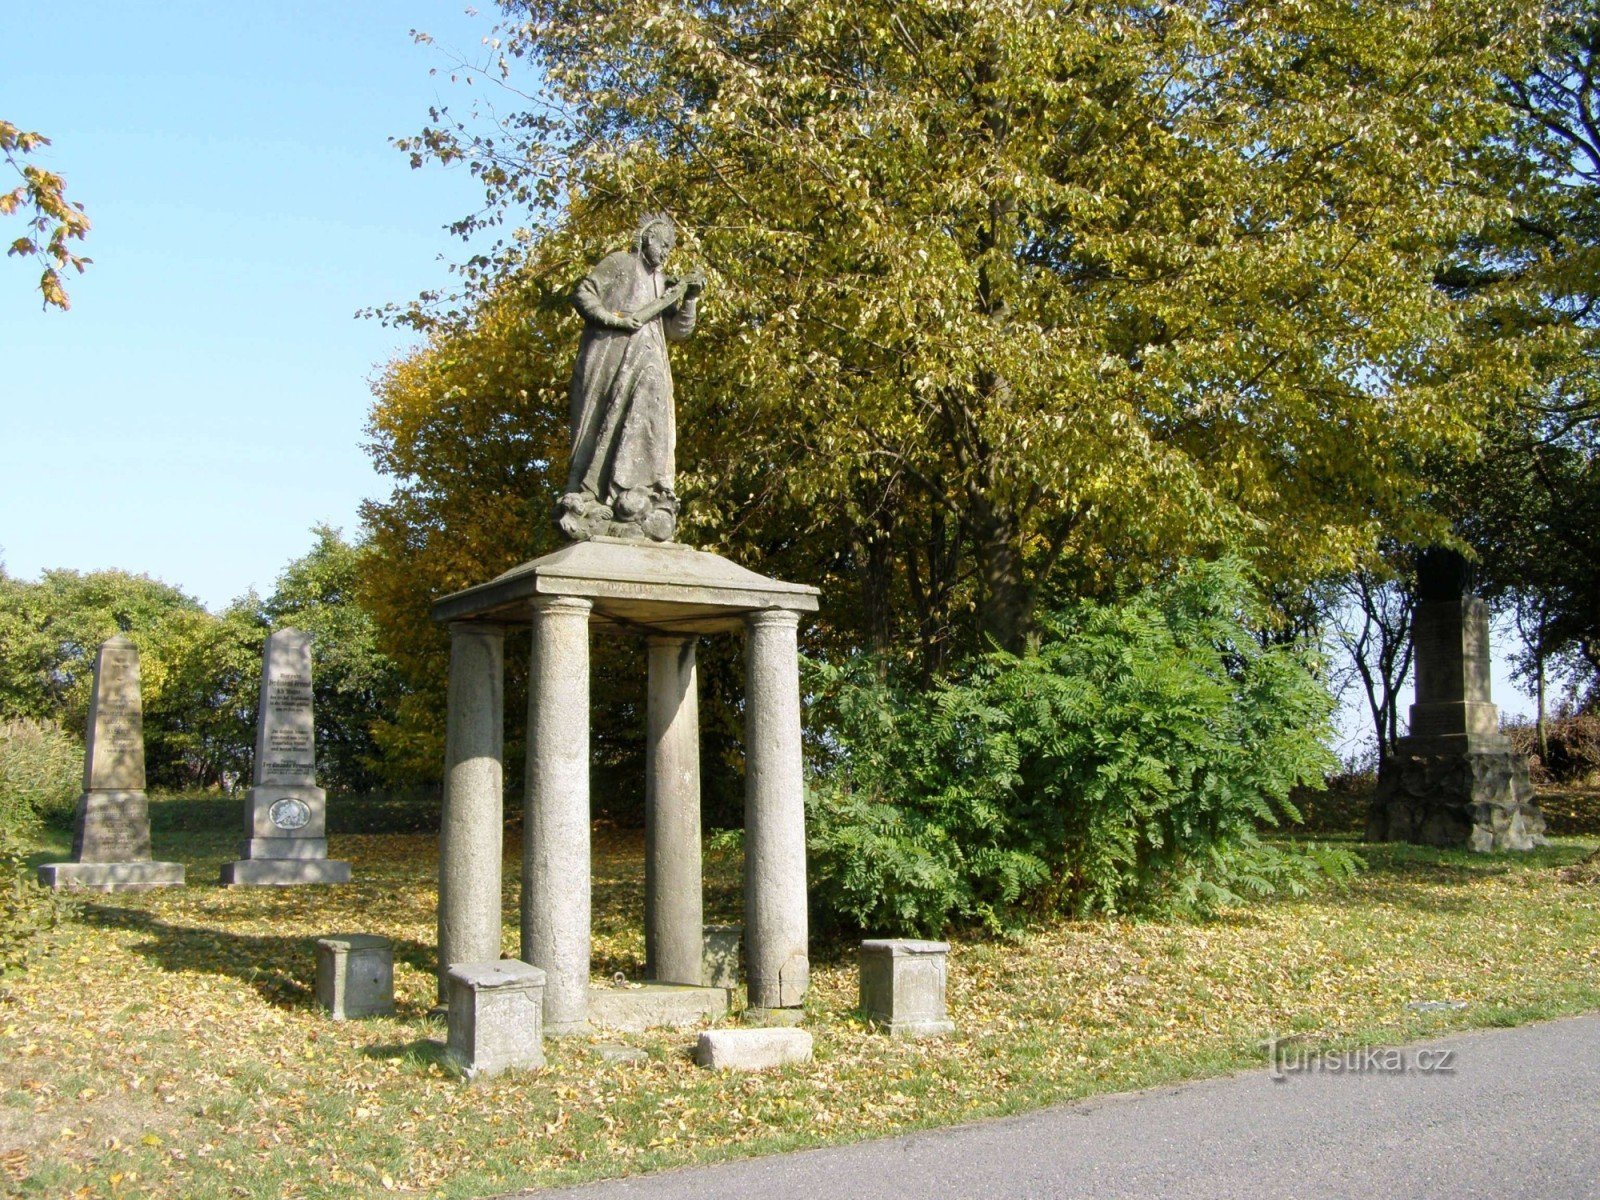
[
  {"x1": 1370, "y1": 745, "x2": 1547, "y2": 852},
  {"x1": 315, "y1": 934, "x2": 394, "y2": 1020},
  {"x1": 70, "y1": 790, "x2": 154, "y2": 861},
  {"x1": 38, "y1": 861, "x2": 184, "y2": 892},
  {"x1": 587, "y1": 983, "x2": 729, "y2": 1032},
  {"x1": 239, "y1": 837, "x2": 330, "y2": 860},
  {"x1": 859, "y1": 939, "x2": 954, "y2": 1037},
  {"x1": 694, "y1": 1028, "x2": 812, "y2": 1071},
  {"x1": 225, "y1": 859, "x2": 352, "y2": 887},
  {"x1": 446, "y1": 960, "x2": 546, "y2": 1078},
  {"x1": 703, "y1": 924, "x2": 742, "y2": 989}
]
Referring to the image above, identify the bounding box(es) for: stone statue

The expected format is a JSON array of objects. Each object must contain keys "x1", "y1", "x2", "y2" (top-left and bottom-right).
[{"x1": 558, "y1": 214, "x2": 705, "y2": 542}]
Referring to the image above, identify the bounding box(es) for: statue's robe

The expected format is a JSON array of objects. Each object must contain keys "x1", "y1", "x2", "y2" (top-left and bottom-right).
[{"x1": 566, "y1": 250, "x2": 698, "y2": 509}]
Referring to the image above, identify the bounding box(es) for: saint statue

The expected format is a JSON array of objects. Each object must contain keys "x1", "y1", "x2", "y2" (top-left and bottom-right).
[{"x1": 558, "y1": 213, "x2": 705, "y2": 542}]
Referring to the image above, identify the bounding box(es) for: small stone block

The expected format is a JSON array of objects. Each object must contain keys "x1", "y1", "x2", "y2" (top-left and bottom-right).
[
  {"x1": 446, "y1": 960, "x2": 546, "y2": 1079},
  {"x1": 703, "y1": 924, "x2": 742, "y2": 989},
  {"x1": 694, "y1": 1028, "x2": 813, "y2": 1071},
  {"x1": 37, "y1": 861, "x2": 185, "y2": 892},
  {"x1": 860, "y1": 939, "x2": 954, "y2": 1038},
  {"x1": 315, "y1": 934, "x2": 394, "y2": 1020},
  {"x1": 587, "y1": 983, "x2": 729, "y2": 1032},
  {"x1": 222, "y1": 859, "x2": 352, "y2": 886},
  {"x1": 742, "y1": 1006, "x2": 806, "y2": 1027}
]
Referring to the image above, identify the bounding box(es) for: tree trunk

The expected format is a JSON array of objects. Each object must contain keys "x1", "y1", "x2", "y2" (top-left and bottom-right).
[{"x1": 969, "y1": 492, "x2": 1032, "y2": 654}]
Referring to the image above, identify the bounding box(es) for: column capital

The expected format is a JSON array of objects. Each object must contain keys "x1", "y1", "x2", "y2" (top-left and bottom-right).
[
  {"x1": 531, "y1": 596, "x2": 593, "y2": 618},
  {"x1": 448, "y1": 621, "x2": 508, "y2": 639},
  {"x1": 745, "y1": 607, "x2": 801, "y2": 632}
]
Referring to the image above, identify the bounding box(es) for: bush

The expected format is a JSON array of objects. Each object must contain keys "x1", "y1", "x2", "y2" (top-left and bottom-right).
[
  {"x1": 805, "y1": 559, "x2": 1357, "y2": 936},
  {"x1": 0, "y1": 826, "x2": 72, "y2": 976},
  {"x1": 1505, "y1": 710, "x2": 1600, "y2": 785},
  {"x1": 0, "y1": 718, "x2": 82, "y2": 834}
]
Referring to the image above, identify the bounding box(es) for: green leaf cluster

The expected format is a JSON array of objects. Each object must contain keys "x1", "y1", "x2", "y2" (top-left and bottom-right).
[{"x1": 805, "y1": 558, "x2": 1355, "y2": 935}]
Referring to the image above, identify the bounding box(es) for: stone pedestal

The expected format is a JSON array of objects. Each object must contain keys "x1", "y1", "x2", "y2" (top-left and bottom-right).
[
  {"x1": 1370, "y1": 554, "x2": 1545, "y2": 852},
  {"x1": 431, "y1": 538, "x2": 818, "y2": 1035},
  {"x1": 859, "y1": 939, "x2": 954, "y2": 1037},
  {"x1": 315, "y1": 934, "x2": 394, "y2": 1020},
  {"x1": 445, "y1": 960, "x2": 547, "y2": 1078},
  {"x1": 40, "y1": 637, "x2": 184, "y2": 892},
  {"x1": 222, "y1": 629, "x2": 351, "y2": 886}
]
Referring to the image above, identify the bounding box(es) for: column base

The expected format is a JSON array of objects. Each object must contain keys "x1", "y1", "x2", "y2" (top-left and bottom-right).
[
  {"x1": 1369, "y1": 741, "x2": 1547, "y2": 852},
  {"x1": 221, "y1": 859, "x2": 351, "y2": 886},
  {"x1": 743, "y1": 1005, "x2": 806, "y2": 1027},
  {"x1": 39, "y1": 861, "x2": 185, "y2": 892}
]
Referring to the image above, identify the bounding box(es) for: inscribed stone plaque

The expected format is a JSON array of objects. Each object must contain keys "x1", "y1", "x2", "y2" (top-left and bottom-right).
[
  {"x1": 84, "y1": 636, "x2": 145, "y2": 791},
  {"x1": 255, "y1": 629, "x2": 317, "y2": 787}
]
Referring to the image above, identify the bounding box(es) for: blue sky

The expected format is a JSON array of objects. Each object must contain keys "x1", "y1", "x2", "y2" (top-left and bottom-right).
[
  {"x1": 1, "y1": 2, "x2": 495, "y2": 609},
  {"x1": 0, "y1": 3, "x2": 1536, "y2": 746}
]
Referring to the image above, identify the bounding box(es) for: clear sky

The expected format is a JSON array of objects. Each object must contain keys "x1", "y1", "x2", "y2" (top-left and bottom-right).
[
  {"x1": 1, "y1": 1, "x2": 495, "y2": 610},
  {"x1": 0, "y1": 3, "x2": 1536, "y2": 748}
]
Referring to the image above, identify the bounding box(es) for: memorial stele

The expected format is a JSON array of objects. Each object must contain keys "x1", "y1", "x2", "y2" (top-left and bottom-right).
[
  {"x1": 431, "y1": 214, "x2": 818, "y2": 1034},
  {"x1": 1369, "y1": 548, "x2": 1546, "y2": 851},
  {"x1": 38, "y1": 636, "x2": 185, "y2": 891},
  {"x1": 221, "y1": 628, "x2": 352, "y2": 885}
]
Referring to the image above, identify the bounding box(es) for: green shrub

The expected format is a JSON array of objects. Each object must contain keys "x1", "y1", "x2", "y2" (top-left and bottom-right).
[
  {"x1": 805, "y1": 558, "x2": 1357, "y2": 936},
  {"x1": 0, "y1": 718, "x2": 82, "y2": 834}
]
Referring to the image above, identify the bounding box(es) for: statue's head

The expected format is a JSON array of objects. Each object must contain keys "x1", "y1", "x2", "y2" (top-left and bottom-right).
[{"x1": 633, "y1": 212, "x2": 677, "y2": 268}]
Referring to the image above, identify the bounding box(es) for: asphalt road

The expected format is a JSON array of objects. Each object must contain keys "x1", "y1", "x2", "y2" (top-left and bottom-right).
[{"x1": 517, "y1": 1013, "x2": 1600, "y2": 1200}]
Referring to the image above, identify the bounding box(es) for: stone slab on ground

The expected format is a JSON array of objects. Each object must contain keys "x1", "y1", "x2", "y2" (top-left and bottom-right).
[
  {"x1": 694, "y1": 1028, "x2": 812, "y2": 1071},
  {"x1": 37, "y1": 861, "x2": 185, "y2": 892},
  {"x1": 587, "y1": 983, "x2": 729, "y2": 1032},
  {"x1": 224, "y1": 859, "x2": 352, "y2": 887}
]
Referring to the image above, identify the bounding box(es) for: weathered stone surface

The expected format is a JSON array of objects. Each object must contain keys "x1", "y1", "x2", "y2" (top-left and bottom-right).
[
  {"x1": 646, "y1": 634, "x2": 703, "y2": 986},
  {"x1": 437, "y1": 624, "x2": 507, "y2": 1004},
  {"x1": 860, "y1": 939, "x2": 954, "y2": 1038},
  {"x1": 744, "y1": 609, "x2": 809, "y2": 1012},
  {"x1": 38, "y1": 861, "x2": 184, "y2": 891},
  {"x1": 42, "y1": 638, "x2": 183, "y2": 892},
  {"x1": 446, "y1": 960, "x2": 546, "y2": 1079},
  {"x1": 1369, "y1": 565, "x2": 1546, "y2": 852},
  {"x1": 703, "y1": 925, "x2": 742, "y2": 990},
  {"x1": 694, "y1": 1028, "x2": 812, "y2": 1071},
  {"x1": 224, "y1": 859, "x2": 352, "y2": 886},
  {"x1": 224, "y1": 629, "x2": 350, "y2": 886},
  {"x1": 1370, "y1": 746, "x2": 1546, "y2": 852},
  {"x1": 524, "y1": 597, "x2": 593, "y2": 1035},
  {"x1": 559, "y1": 214, "x2": 703, "y2": 544},
  {"x1": 587, "y1": 983, "x2": 729, "y2": 1032},
  {"x1": 315, "y1": 934, "x2": 394, "y2": 1020}
]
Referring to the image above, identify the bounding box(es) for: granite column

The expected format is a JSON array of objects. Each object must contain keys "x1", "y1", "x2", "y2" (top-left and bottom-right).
[
  {"x1": 436, "y1": 623, "x2": 506, "y2": 1002},
  {"x1": 645, "y1": 634, "x2": 704, "y2": 985},
  {"x1": 524, "y1": 596, "x2": 593, "y2": 1033}
]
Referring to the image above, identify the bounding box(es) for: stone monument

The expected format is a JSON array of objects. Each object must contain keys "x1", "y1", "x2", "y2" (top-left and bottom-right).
[
  {"x1": 1368, "y1": 549, "x2": 1546, "y2": 851},
  {"x1": 38, "y1": 636, "x2": 184, "y2": 891},
  {"x1": 433, "y1": 217, "x2": 816, "y2": 1034},
  {"x1": 221, "y1": 629, "x2": 351, "y2": 885}
]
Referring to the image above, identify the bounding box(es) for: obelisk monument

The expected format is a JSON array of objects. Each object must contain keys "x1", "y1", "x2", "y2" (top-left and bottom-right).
[
  {"x1": 221, "y1": 628, "x2": 351, "y2": 885},
  {"x1": 38, "y1": 636, "x2": 185, "y2": 891}
]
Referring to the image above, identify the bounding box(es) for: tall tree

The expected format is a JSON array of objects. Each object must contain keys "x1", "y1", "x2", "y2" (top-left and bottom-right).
[{"x1": 378, "y1": 0, "x2": 1539, "y2": 671}]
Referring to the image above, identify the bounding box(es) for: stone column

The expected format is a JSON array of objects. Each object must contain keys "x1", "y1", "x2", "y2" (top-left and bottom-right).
[
  {"x1": 436, "y1": 623, "x2": 506, "y2": 1003},
  {"x1": 742, "y1": 608, "x2": 809, "y2": 1012},
  {"x1": 523, "y1": 596, "x2": 593, "y2": 1034},
  {"x1": 645, "y1": 634, "x2": 705, "y2": 985}
]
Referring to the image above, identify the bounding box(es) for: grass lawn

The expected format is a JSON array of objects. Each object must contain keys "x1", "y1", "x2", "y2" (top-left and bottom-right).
[{"x1": 3, "y1": 790, "x2": 1599, "y2": 1199}]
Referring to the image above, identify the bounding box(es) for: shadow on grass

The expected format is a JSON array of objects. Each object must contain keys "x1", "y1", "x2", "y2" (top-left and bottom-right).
[
  {"x1": 73, "y1": 902, "x2": 435, "y2": 1013},
  {"x1": 359, "y1": 1038, "x2": 447, "y2": 1067}
]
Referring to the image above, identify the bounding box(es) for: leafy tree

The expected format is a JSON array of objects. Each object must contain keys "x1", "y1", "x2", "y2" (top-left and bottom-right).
[
  {"x1": 381, "y1": 0, "x2": 1539, "y2": 674},
  {"x1": 1, "y1": 120, "x2": 90, "y2": 309}
]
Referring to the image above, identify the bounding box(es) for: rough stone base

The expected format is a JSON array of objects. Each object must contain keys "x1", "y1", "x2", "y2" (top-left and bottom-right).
[
  {"x1": 586, "y1": 983, "x2": 729, "y2": 1032},
  {"x1": 220, "y1": 859, "x2": 352, "y2": 886},
  {"x1": 1369, "y1": 743, "x2": 1547, "y2": 852},
  {"x1": 38, "y1": 861, "x2": 185, "y2": 892}
]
